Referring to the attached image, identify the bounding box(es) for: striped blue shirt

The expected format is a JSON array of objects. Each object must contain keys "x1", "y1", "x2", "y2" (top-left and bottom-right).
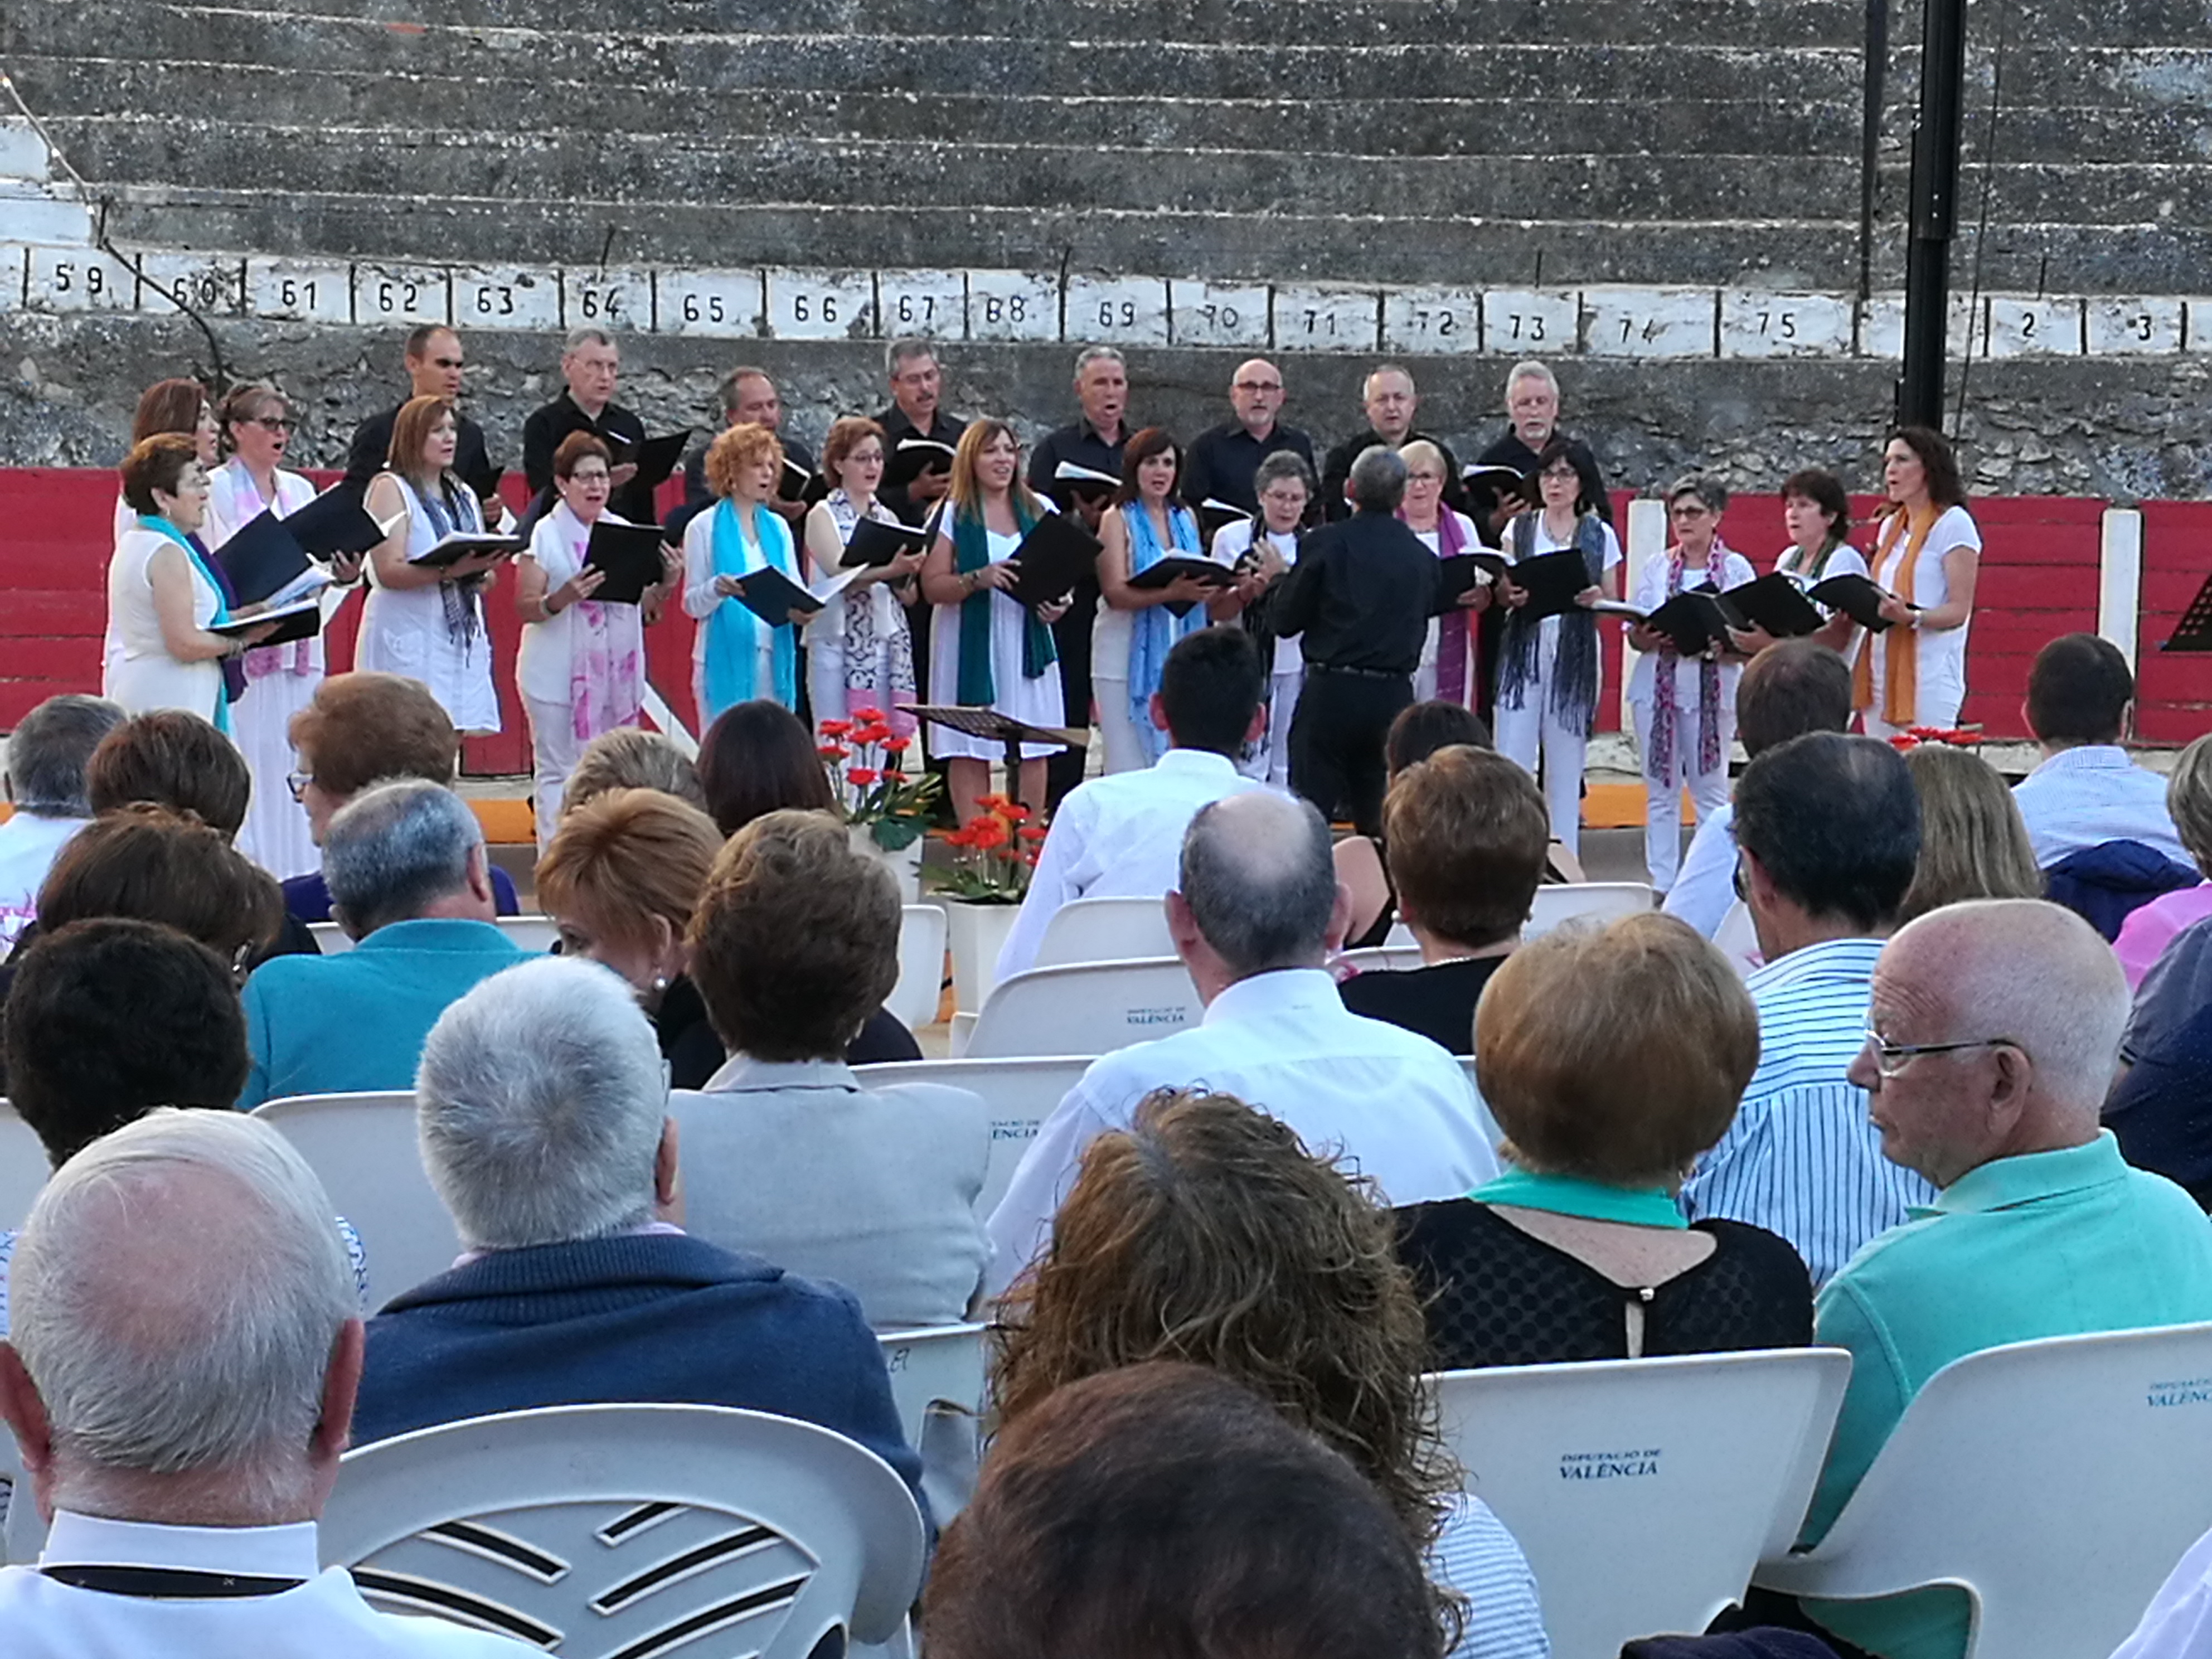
[
  {"x1": 1680, "y1": 937, "x2": 1937, "y2": 1286},
  {"x1": 1432, "y1": 1494, "x2": 1551, "y2": 1659}
]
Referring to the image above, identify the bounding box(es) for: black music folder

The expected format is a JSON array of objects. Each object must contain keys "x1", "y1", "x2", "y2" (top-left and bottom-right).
[
  {"x1": 1723, "y1": 572, "x2": 1827, "y2": 639},
  {"x1": 778, "y1": 457, "x2": 830, "y2": 508},
  {"x1": 842, "y1": 517, "x2": 932, "y2": 570},
  {"x1": 1632, "y1": 588, "x2": 1741, "y2": 657},
  {"x1": 1437, "y1": 551, "x2": 1510, "y2": 605},
  {"x1": 408, "y1": 532, "x2": 527, "y2": 570},
  {"x1": 1807, "y1": 573, "x2": 1896, "y2": 633},
  {"x1": 1008, "y1": 513, "x2": 1103, "y2": 610},
  {"x1": 721, "y1": 566, "x2": 828, "y2": 629},
  {"x1": 215, "y1": 512, "x2": 313, "y2": 607},
  {"x1": 581, "y1": 521, "x2": 670, "y2": 605},
  {"x1": 211, "y1": 593, "x2": 324, "y2": 647},
  {"x1": 1497, "y1": 549, "x2": 1601, "y2": 618},
  {"x1": 1128, "y1": 555, "x2": 1235, "y2": 617},
  {"x1": 885, "y1": 437, "x2": 958, "y2": 491},
  {"x1": 608, "y1": 429, "x2": 692, "y2": 491},
  {"x1": 285, "y1": 488, "x2": 399, "y2": 558},
  {"x1": 1051, "y1": 460, "x2": 1121, "y2": 504},
  {"x1": 1195, "y1": 498, "x2": 1250, "y2": 545}
]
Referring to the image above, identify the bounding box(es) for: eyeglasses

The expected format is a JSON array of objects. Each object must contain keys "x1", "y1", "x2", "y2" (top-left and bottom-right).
[
  {"x1": 249, "y1": 416, "x2": 296, "y2": 433},
  {"x1": 1861, "y1": 1024, "x2": 2023, "y2": 1079},
  {"x1": 1233, "y1": 380, "x2": 1283, "y2": 393},
  {"x1": 286, "y1": 770, "x2": 313, "y2": 802}
]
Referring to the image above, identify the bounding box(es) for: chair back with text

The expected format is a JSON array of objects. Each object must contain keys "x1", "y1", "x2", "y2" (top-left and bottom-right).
[
  {"x1": 963, "y1": 958, "x2": 1200, "y2": 1060},
  {"x1": 889, "y1": 904, "x2": 948, "y2": 1031},
  {"x1": 494, "y1": 914, "x2": 560, "y2": 955},
  {"x1": 1755, "y1": 1321, "x2": 2212, "y2": 1659},
  {"x1": 1438, "y1": 1347, "x2": 1851, "y2": 1657},
  {"x1": 852, "y1": 1056, "x2": 1093, "y2": 1217},
  {"x1": 322, "y1": 1404, "x2": 926, "y2": 1659},
  {"x1": 877, "y1": 1323, "x2": 988, "y2": 1449},
  {"x1": 252, "y1": 1090, "x2": 460, "y2": 1308},
  {"x1": 1032, "y1": 896, "x2": 1175, "y2": 969},
  {"x1": 1527, "y1": 881, "x2": 1657, "y2": 937},
  {"x1": 0, "y1": 1104, "x2": 47, "y2": 1233}
]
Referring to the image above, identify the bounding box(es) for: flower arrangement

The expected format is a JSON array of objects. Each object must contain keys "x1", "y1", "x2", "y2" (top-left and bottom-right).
[
  {"x1": 929, "y1": 794, "x2": 1049, "y2": 903},
  {"x1": 818, "y1": 709, "x2": 940, "y2": 851},
  {"x1": 1885, "y1": 724, "x2": 1983, "y2": 751}
]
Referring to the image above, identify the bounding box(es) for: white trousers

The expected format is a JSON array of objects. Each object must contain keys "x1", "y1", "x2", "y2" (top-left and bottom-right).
[
  {"x1": 1238, "y1": 669, "x2": 1302, "y2": 787},
  {"x1": 1495, "y1": 695, "x2": 1588, "y2": 857},
  {"x1": 1095, "y1": 677, "x2": 1152, "y2": 775},
  {"x1": 1632, "y1": 697, "x2": 1734, "y2": 895},
  {"x1": 525, "y1": 695, "x2": 590, "y2": 851}
]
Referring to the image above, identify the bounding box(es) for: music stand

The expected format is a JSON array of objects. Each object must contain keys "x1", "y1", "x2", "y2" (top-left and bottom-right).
[
  {"x1": 909, "y1": 705, "x2": 1090, "y2": 812},
  {"x1": 2163, "y1": 573, "x2": 2212, "y2": 652}
]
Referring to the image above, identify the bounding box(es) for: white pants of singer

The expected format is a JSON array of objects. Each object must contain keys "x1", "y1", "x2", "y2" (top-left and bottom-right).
[
  {"x1": 525, "y1": 695, "x2": 590, "y2": 851},
  {"x1": 1096, "y1": 677, "x2": 1156, "y2": 775},
  {"x1": 1495, "y1": 696, "x2": 1589, "y2": 857},
  {"x1": 1631, "y1": 697, "x2": 1734, "y2": 895},
  {"x1": 1238, "y1": 670, "x2": 1303, "y2": 787}
]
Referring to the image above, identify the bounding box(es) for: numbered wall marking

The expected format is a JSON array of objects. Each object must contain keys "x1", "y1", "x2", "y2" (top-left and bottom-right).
[
  {"x1": 1273, "y1": 285, "x2": 1380, "y2": 353},
  {"x1": 137, "y1": 254, "x2": 244, "y2": 317},
  {"x1": 966, "y1": 269, "x2": 1058, "y2": 343},
  {"x1": 562, "y1": 268, "x2": 653, "y2": 333},
  {"x1": 1168, "y1": 280, "x2": 1269, "y2": 350},
  {"x1": 1481, "y1": 290, "x2": 1578, "y2": 356},
  {"x1": 1858, "y1": 294, "x2": 1978, "y2": 359},
  {"x1": 25, "y1": 245, "x2": 133, "y2": 312},
  {"x1": 1719, "y1": 291, "x2": 1854, "y2": 359},
  {"x1": 877, "y1": 269, "x2": 966, "y2": 340},
  {"x1": 247, "y1": 258, "x2": 353, "y2": 324},
  {"x1": 1984, "y1": 296, "x2": 2084, "y2": 358},
  {"x1": 765, "y1": 268, "x2": 875, "y2": 340},
  {"x1": 1383, "y1": 287, "x2": 1479, "y2": 355},
  {"x1": 1583, "y1": 287, "x2": 1716, "y2": 358},
  {"x1": 1065, "y1": 274, "x2": 1169, "y2": 346},
  {"x1": 659, "y1": 269, "x2": 760, "y2": 338},
  {"x1": 2085, "y1": 297, "x2": 2183, "y2": 355},
  {"x1": 453, "y1": 265, "x2": 560, "y2": 332},
  {"x1": 355, "y1": 263, "x2": 450, "y2": 327}
]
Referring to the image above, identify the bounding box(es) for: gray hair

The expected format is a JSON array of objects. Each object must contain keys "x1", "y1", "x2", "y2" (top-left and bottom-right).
[
  {"x1": 1505, "y1": 360, "x2": 1559, "y2": 400},
  {"x1": 4, "y1": 694, "x2": 125, "y2": 815},
  {"x1": 1178, "y1": 792, "x2": 1339, "y2": 978},
  {"x1": 1253, "y1": 449, "x2": 1317, "y2": 498},
  {"x1": 1347, "y1": 445, "x2": 1409, "y2": 513},
  {"x1": 416, "y1": 955, "x2": 668, "y2": 1250},
  {"x1": 9, "y1": 1109, "x2": 353, "y2": 1512},
  {"x1": 719, "y1": 365, "x2": 773, "y2": 414},
  {"x1": 1668, "y1": 474, "x2": 1730, "y2": 515},
  {"x1": 563, "y1": 326, "x2": 615, "y2": 353},
  {"x1": 323, "y1": 776, "x2": 483, "y2": 936},
  {"x1": 1074, "y1": 346, "x2": 1126, "y2": 379},
  {"x1": 886, "y1": 337, "x2": 937, "y2": 376},
  {"x1": 1362, "y1": 362, "x2": 1417, "y2": 400}
]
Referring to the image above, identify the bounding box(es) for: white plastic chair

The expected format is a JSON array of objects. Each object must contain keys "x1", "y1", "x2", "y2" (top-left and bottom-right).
[
  {"x1": 890, "y1": 904, "x2": 947, "y2": 1030},
  {"x1": 0, "y1": 1418, "x2": 25, "y2": 1567},
  {"x1": 0, "y1": 1104, "x2": 47, "y2": 1231},
  {"x1": 1031, "y1": 896, "x2": 1175, "y2": 969},
  {"x1": 1756, "y1": 1321, "x2": 2212, "y2": 1659},
  {"x1": 1338, "y1": 944, "x2": 1427, "y2": 973},
  {"x1": 963, "y1": 958, "x2": 1200, "y2": 1060},
  {"x1": 877, "y1": 1323, "x2": 988, "y2": 1449},
  {"x1": 308, "y1": 919, "x2": 354, "y2": 954},
  {"x1": 1452, "y1": 1058, "x2": 1505, "y2": 1154},
  {"x1": 1437, "y1": 1347, "x2": 1851, "y2": 1658},
  {"x1": 1713, "y1": 898, "x2": 1762, "y2": 977},
  {"x1": 322, "y1": 1404, "x2": 926, "y2": 1658},
  {"x1": 252, "y1": 1092, "x2": 460, "y2": 1308},
  {"x1": 494, "y1": 915, "x2": 559, "y2": 954},
  {"x1": 1526, "y1": 881, "x2": 1656, "y2": 937},
  {"x1": 853, "y1": 1057, "x2": 1093, "y2": 1217}
]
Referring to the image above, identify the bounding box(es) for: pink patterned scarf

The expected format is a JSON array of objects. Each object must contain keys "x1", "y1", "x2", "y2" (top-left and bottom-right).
[{"x1": 1651, "y1": 536, "x2": 1729, "y2": 778}]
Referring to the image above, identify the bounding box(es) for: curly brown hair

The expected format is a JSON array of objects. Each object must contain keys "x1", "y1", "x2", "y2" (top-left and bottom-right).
[{"x1": 992, "y1": 1088, "x2": 1463, "y2": 1641}]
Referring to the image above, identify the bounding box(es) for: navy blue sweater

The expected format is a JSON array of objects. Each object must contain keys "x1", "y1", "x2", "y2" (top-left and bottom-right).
[{"x1": 353, "y1": 1231, "x2": 924, "y2": 1512}]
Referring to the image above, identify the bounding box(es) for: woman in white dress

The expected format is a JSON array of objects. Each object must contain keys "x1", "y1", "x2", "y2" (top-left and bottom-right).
[
  {"x1": 360, "y1": 395, "x2": 507, "y2": 734},
  {"x1": 516, "y1": 431, "x2": 671, "y2": 849},
  {"x1": 1398, "y1": 439, "x2": 1493, "y2": 711},
  {"x1": 1208, "y1": 449, "x2": 1311, "y2": 785},
  {"x1": 918, "y1": 419, "x2": 1074, "y2": 824},
  {"x1": 206, "y1": 382, "x2": 356, "y2": 880},
  {"x1": 1624, "y1": 477, "x2": 1758, "y2": 895},
  {"x1": 1093, "y1": 428, "x2": 1222, "y2": 775},
  {"x1": 801, "y1": 416, "x2": 923, "y2": 738},
  {"x1": 1494, "y1": 436, "x2": 1622, "y2": 857},
  {"x1": 682, "y1": 422, "x2": 805, "y2": 728},
  {"x1": 105, "y1": 435, "x2": 276, "y2": 727},
  {"x1": 1858, "y1": 426, "x2": 1982, "y2": 738}
]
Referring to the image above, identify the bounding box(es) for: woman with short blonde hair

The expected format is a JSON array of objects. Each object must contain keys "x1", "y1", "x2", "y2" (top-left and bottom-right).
[{"x1": 682, "y1": 422, "x2": 803, "y2": 723}]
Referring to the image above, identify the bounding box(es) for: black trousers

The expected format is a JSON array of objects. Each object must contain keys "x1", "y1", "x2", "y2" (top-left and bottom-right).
[
  {"x1": 1045, "y1": 576, "x2": 1101, "y2": 809},
  {"x1": 1289, "y1": 670, "x2": 1413, "y2": 839}
]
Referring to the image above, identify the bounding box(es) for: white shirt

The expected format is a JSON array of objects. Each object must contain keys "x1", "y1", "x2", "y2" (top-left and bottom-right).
[
  {"x1": 995, "y1": 748, "x2": 1263, "y2": 982},
  {"x1": 0, "y1": 1510, "x2": 532, "y2": 1656},
  {"x1": 1624, "y1": 545, "x2": 1759, "y2": 705},
  {"x1": 2011, "y1": 744, "x2": 2190, "y2": 870},
  {"x1": 1209, "y1": 520, "x2": 1302, "y2": 675},
  {"x1": 984, "y1": 967, "x2": 1499, "y2": 1297},
  {"x1": 1864, "y1": 504, "x2": 1981, "y2": 716},
  {"x1": 0, "y1": 811, "x2": 88, "y2": 951},
  {"x1": 1661, "y1": 799, "x2": 1738, "y2": 939},
  {"x1": 2113, "y1": 1517, "x2": 2212, "y2": 1659}
]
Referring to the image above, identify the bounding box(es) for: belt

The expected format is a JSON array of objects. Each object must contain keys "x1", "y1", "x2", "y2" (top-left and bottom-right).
[{"x1": 1307, "y1": 663, "x2": 1406, "y2": 681}]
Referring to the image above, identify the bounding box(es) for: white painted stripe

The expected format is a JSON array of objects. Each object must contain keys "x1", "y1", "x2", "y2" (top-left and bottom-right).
[
  {"x1": 642, "y1": 685, "x2": 697, "y2": 758},
  {"x1": 2098, "y1": 507, "x2": 2145, "y2": 672},
  {"x1": 1621, "y1": 496, "x2": 1667, "y2": 731}
]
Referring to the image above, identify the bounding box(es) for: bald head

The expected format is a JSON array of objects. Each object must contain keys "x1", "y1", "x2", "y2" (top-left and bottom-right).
[
  {"x1": 1178, "y1": 792, "x2": 1339, "y2": 978},
  {"x1": 1229, "y1": 358, "x2": 1286, "y2": 437}
]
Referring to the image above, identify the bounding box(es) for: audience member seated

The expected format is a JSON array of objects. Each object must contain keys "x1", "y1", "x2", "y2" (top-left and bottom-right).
[
  {"x1": 0, "y1": 695, "x2": 123, "y2": 951},
  {"x1": 2108, "y1": 906, "x2": 2212, "y2": 1209},
  {"x1": 557, "y1": 726, "x2": 708, "y2": 818},
  {"x1": 281, "y1": 673, "x2": 521, "y2": 922},
  {"x1": 1399, "y1": 914, "x2": 1811, "y2": 1367},
  {"x1": 1338, "y1": 745, "x2": 1548, "y2": 1054},
  {"x1": 0, "y1": 1110, "x2": 530, "y2": 1657},
  {"x1": 1799, "y1": 899, "x2": 2212, "y2": 1659},
  {"x1": 350, "y1": 956, "x2": 924, "y2": 1510},
  {"x1": 84, "y1": 707, "x2": 250, "y2": 838},
  {"x1": 1337, "y1": 700, "x2": 1502, "y2": 950},
  {"x1": 2011, "y1": 632, "x2": 2191, "y2": 870},
  {"x1": 239, "y1": 779, "x2": 525, "y2": 1107},
  {"x1": 2116, "y1": 734, "x2": 2212, "y2": 991},
  {"x1": 695, "y1": 697, "x2": 835, "y2": 837},
  {"x1": 987, "y1": 789, "x2": 1498, "y2": 1298},
  {"x1": 997, "y1": 625, "x2": 1268, "y2": 981},
  {"x1": 2112, "y1": 1513, "x2": 2212, "y2": 1659},
  {"x1": 669, "y1": 810, "x2": 988, "y2": 1327},
  {"x1": 993, "y1": 1089, "x2": 1546, "y2": 1659},
  {"x1": 1682, "y1": 734, "x2": 1933, "y2": 1283},
  {"x1": 1896, "y1": 744, "x2": 2044, "y2": 924},
  {"x1": 925, "y1": 1363, "x2": 1450, "y2": 1659},
  {"x1": 1663, "y1": 641, "x2": 1854, "y2": 939}
]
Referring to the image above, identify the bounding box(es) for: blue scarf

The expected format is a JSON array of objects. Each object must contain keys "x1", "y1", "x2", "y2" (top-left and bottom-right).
[
  {"x1": 704, "y1": 498, "x2": 799, "y2": 719},
  {"x1": 140, "y1": 513, "x2": 234, "y2": 735},
  {"x1": 952, "y1": 498, "x2": 1055, "y2": 705},
  {"x1": 1123, "y1": 501, "x2": 1205, "y2": 764}
]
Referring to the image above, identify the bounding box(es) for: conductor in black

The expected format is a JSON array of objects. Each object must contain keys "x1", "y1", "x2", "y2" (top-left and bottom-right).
[{"x1": 1268, "y1": 445, "x2": 1453, "y2": 839}]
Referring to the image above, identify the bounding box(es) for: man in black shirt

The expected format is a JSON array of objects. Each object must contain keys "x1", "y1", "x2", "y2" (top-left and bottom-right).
[
  {"x1": 875, "y1": 338, "x2": 968, "y2": 526},
  {"x1": 1181, "y1": 357, "x2": 1315, "y2": 517},
  {"x1": 520, "y1": 326, "x2": 653, "y2": 524},
  {"x1": 343, "y1": 324, "x2": 497, "y2": 505},
  {"x1": 1026, "y1": 346, "x2": 1131, "y2": 808},
  {"x1": 666, "y1": 367, "x2": 819, "y2": 546},
  {"x1": 1318, "y1": 364, "x2": 1464, "y2": 522},
  {"x1": 1270, "y1": 446, "x2": 1477, "y2": 838},
  {"x1": 1472, "y1": 359, "x2": 1611, "y2": 525}
]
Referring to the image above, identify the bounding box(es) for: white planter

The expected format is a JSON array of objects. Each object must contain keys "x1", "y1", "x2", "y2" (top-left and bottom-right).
[
  {"x1": 850, "y1": 824, "x2": 924, "y2": 905},
  {"x1": 942, "y1": 899, "x2": 1021, "y2": 1015}
]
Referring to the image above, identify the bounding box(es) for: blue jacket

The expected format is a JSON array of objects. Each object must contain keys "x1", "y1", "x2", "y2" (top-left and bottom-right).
[
  {"x1": 240, "y1": 918, "x2": 527, "y2": 1108},
  {"x1": 283, "y1": 866, "x2": 521, "y2": 923},
  {"x1": 353, "y1": 1231, "x2": 924, "y2": 1514},
  {"x1": 2044, "y1": 838, "x2": 2199, "y2": 943}
]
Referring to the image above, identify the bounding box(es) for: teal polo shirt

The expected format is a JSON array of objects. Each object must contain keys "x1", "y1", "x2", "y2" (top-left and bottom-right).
[{"x1": 1804, "y1": 1131, "x2": 2212, "y2": 1659}]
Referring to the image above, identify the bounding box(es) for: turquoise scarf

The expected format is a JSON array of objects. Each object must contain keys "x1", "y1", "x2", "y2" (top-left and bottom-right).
[
  {"x1": 705, "y1": 498, "x2": 799, "y2": 719},
  {"x1": 1471, "y1": 1167, "x2": 1689, "y2": 1229},
  {"x1": 140, "y1": 513, "x2": 234, "y2": 735},
  {"x1": 1123, "y1": 500, "x2": 1205, "y2": 765},
  {"x1": 952, "y1": 498, "x2": 1056, "y2": 705}
]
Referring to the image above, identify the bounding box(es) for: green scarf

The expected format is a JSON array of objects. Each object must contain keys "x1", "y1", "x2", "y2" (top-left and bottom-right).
[
  {"x1": 1470, "y1": 1167, "x2": 1689, "y2": 1229},
  {"x1": 952, "y1": 498, "x2": 1057, "y2": 705}
]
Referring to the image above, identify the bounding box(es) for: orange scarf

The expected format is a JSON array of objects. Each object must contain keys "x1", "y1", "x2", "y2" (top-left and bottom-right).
[{"x1": 1854, "y1": 505, "x2": 1936, "y2": 723}]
